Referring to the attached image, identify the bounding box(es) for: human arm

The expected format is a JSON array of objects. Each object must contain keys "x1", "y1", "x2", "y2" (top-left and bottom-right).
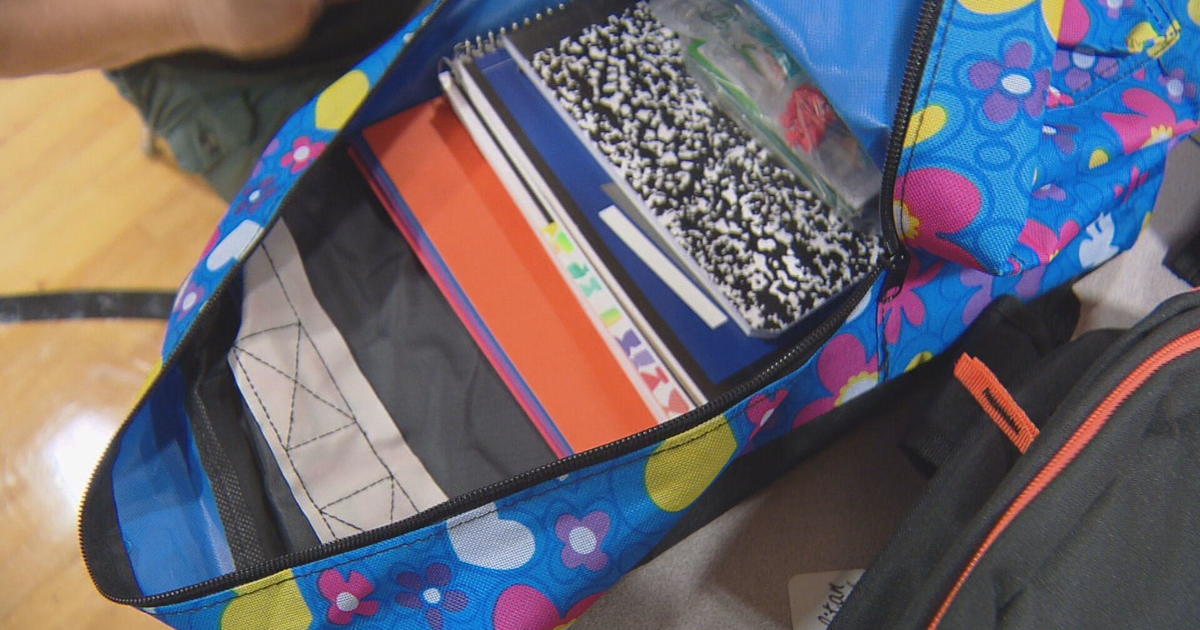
[{"x1": 0, "y1": 0, "x2": 329, "y2": 77}]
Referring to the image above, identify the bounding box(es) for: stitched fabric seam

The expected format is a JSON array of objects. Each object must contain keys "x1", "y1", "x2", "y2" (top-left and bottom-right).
[
  {"x1": 982, "y1": 388, "x2": 1023, "y2": 435},
  {"x1": 286, "y1": 422, "x2": 357, "y2": 450},
  {"x1": 322, "y1": 513, "x2": 366, "y2": 534},
  {"x1": 231, "y1": 346, "x2": 355, "y2": 422},
  {"x1": 1066, "y1": 57, "x2": 1160, "y2": 108},
  {"x1": 232, "y1": 351, "x2": 336, "y2": 540},
  {"x1": 243, "y1": 246, "x2": 421, "y2": 517},
  {"x1": 320, "y1": 477, "x2": 391, "y2": 510},
  {"x1": 237, "y1": 323, "x2": 302, "y2": 341},
  {"x1": 288, "y1": 315, "x2": 302, "y2": 445},
  {"x1": 294, "y1": 314, "x2": 419, "y2": 513}
]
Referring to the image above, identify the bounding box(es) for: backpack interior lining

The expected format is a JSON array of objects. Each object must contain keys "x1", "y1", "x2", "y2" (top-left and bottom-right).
[{"x1": 87, "y1": 113, "x2": 885, "y2": 599}]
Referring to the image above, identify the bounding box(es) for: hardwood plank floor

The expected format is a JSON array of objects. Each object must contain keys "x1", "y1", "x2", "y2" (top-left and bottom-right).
[{"x1": 0, "y1": 71, "x2": 226, "y2": 629}]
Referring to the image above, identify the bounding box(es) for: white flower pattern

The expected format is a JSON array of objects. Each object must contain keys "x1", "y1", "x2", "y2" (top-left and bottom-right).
[{"x1": 1079, "y1": 213, "x2": 1120, "y2": 269}]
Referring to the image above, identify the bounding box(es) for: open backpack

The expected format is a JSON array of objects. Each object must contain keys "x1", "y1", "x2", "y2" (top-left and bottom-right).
[{"x1": 80, "y1": 0, "x2": 1200, "y2": 628}]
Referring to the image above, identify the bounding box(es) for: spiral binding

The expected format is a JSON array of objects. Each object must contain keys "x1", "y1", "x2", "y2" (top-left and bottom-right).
[{"x1": 452, "y1": 3, "x2": 570, "y2": 58}]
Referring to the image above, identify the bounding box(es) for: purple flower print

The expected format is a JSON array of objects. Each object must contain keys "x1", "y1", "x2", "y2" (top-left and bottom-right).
[
  {"x1": 1014, "y1": 264, "x2": 1048, "y2": 298},
  {"x1": 1052, "y1": 49, "x2": 1118, "y2": 92},
  {"x1": 969, "y1": 41, "x2": 1050, "y2": 123},
  {"x1": 1158, "y1": 68, "x2": 1198, "y2": 104},
  {"x1": 1098, "y1": 0, "x2": 1134, "y2": 19},
  {"x1": 878, "y1": 257, "x2": 944, "y2": 344},
  {"x1": 1032, "y1": 182, "x2": 1067, "y2": 201},
  {"x1": 556, "y1": 511, "x2": 610, "y2": 571},
  {"x1": 317, "y1": 569, "x2": 380, "y2": 626},
  {"x1": 234, "y1": 175, "x2": 276, "y2": 215},
  {"x1": 960, "y1": 269, "x2": 994, "y2": 326},
  {"x1": 396, "y1": 563, "x2": 469, "y2": 630},
  {"x1": 1042, "y1": 123, "x2": 1078, "y2": 155},
  {"x1": 961, "y1": 264, "x2": 1046, "y2": 325}
]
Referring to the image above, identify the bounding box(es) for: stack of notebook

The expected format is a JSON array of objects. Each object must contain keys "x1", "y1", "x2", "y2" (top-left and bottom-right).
[{"x1": 351, "y1": 0, "x2": 882, "y2": 456}]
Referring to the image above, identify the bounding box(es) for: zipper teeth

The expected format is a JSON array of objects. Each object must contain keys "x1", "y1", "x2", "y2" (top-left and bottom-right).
[
  {"x1": 878, "y1": 0, "x2": 945, "y2": 258},
  {"x1": 112, "y1": 265, "x2": 880, "y2": 608},
  {"x1": 88, "y1": 0, "x2": 944, "y2": 609},
  {"x1": 927, "y1": 328, "x2": 1200, "y2": 629}
]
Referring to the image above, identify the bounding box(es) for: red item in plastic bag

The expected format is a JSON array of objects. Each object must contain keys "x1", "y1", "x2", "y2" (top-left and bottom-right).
[{"x1": 781, "y1": 84, "x2": 836, "y2": 153}]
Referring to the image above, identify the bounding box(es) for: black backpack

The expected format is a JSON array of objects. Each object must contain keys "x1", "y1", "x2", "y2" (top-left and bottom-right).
[{"x1": 829, "y1": 288, "x2": 1200, "y2": 629}]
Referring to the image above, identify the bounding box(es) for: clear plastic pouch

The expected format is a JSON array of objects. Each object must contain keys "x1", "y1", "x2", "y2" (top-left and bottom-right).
[{"x1": 650, "y1": 0, "x2": 882, "y2": 226}]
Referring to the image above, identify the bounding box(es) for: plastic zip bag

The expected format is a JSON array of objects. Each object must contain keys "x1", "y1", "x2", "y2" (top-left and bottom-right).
[{"x1": 650, "y1": 0, "x2": 881, "y2": 225}]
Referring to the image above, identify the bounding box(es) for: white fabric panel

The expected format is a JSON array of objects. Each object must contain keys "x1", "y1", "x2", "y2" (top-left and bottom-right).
[{"x1": 229, "y1": 222, "x2": 447, "y2": 542}]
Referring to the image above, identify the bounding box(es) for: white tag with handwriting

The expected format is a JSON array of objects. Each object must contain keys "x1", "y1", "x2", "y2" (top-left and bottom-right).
[{"x1": 788, "y1": 569, "x2": 865, "y2": 630}]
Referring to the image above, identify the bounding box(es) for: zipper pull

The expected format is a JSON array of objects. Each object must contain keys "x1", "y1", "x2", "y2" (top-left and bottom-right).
[{"x1": 880, "y1": 247, "x2": 911, "y2": 303}]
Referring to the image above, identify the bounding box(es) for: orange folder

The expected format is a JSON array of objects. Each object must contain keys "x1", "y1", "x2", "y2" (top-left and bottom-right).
[{"x1": 358, "y1": 97, "x2": 657, "y2": 454}]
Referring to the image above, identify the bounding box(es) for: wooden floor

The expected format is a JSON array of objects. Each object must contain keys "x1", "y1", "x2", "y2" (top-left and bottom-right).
[{"x1": 0, "y1": 72, "x2": 226, "y2": 629}]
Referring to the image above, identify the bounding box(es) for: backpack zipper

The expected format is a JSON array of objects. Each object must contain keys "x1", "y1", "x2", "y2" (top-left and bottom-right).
[
  {"x1": 879, "y1": 0, "x2": 945, "y2": 299},
  {"x1": 926, "y1": 328, "x2": 1200, "y2": 629},
  {"x1": 84, "y1": 0, "x2": 946, "y2": 608}
]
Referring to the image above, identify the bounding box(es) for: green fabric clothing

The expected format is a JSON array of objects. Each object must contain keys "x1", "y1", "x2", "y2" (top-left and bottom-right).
[{"x1": 108, "y1": 0, "x2": 425, "y2": 200}]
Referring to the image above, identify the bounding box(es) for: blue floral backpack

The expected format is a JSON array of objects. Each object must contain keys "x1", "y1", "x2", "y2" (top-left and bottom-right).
[{"x1": 80, "y1": 0, "x2": 1200, "y2": 628}]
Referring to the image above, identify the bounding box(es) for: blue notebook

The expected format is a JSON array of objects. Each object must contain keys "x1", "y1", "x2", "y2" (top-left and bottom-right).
[{"x1": 454, "y1": 47, "x2": 832, "y2": 397}]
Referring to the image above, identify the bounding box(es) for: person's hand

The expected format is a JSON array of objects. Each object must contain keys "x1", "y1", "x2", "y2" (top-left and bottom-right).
[{"x1": 182, "y1": 0, "x2": 341, "y2": 59}]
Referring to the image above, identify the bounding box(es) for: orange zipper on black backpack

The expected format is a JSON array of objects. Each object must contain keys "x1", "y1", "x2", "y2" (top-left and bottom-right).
[{"x1": 927, "y1": 328, "x2": 1200, "y2": 629}]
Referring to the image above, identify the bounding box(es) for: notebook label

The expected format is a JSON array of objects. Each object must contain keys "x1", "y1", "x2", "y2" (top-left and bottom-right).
[{"x1": 788, "y1": 569, "x2": 864, "y2": 630}]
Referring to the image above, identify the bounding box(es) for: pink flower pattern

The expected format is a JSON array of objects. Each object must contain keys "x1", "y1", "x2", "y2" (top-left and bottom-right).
[
  {"x1": 317, "y1": 569, "x2": 380, "y2": 626},
  {"x1": 280, "y1": 136, "x2": 326, "y2": 173},
  {"x1": 894, "y1": 168, "x2": 985, "y2": 269},
  {"x1": 1056, "y1": 0, "x2": 1092, "y2": 46},
  {"x1": 492, "y1": 585, "x2": 603, "y2": 630},
  {"x1": 745, "y1": 390, "x2": 789, "y2": 443},
  {"x1": 1018, "y1": 219, "x2": 1081, "y2": 265},
  {"x1": 793, "y1": 334, "x2": 879, "y2": 427},
  {"x1": 1113, "y1": 165, "x2": 1150, "y2": 202},
  {"x1": 1101, "y1": 88, "x2": 1199, "y2": 155},
  {"x1": 1046, "y1": 85, "x2": 1076, "y2": 108},
  {"x1": 143, "y1": 4, "x2": 1199, "y2": 627}
]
